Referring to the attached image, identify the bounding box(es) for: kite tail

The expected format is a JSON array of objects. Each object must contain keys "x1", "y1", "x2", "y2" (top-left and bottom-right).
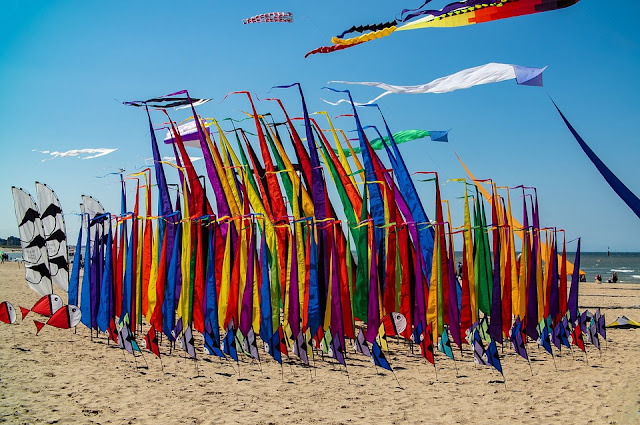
[
  {"x1": 34, "y1": 320, "x2": 45, "y2": 335},
  {"x1": 20, "y1": 307, "x2": 30, "y2": 320},
  {"x1": 335, "y1": 21, "x2": 397, "y2": 39},
  {"x1": 331, "y1": 25, "x2": 396, "y2": 46},
  {"x1": 305, "y1": 42, "x2": 363, "y2": 58}
]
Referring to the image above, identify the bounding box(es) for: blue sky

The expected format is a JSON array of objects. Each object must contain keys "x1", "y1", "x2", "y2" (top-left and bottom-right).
[{"x1": 1, "y1": 1, "x2": 639, "y2": 251}]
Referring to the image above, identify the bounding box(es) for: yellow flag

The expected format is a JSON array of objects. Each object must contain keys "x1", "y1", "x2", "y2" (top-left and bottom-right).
[
  {"x1": 145, "y1": 222, "x2": 159, "y2": 322},
  {"x1": 218, "y1": 227, "x2": 232, "y2": 322}
]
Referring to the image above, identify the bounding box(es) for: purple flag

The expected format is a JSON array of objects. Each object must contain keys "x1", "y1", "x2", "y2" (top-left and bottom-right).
[
  {"x1": 413, "y1": 223, "x2": 427, "y2": 331},
  {"x1": 595, "y1": 309, "x2": 606, "y2": 340},
  {"x1": 354, "y1": 328, "x2": 372, "y2": 357},
  {"x1": 89, "y1": 226, "x2": 100, "y2": 330},
  {"x1": 510, "y1": 319, "x2": 528, "y2": 360},
  {"x1": 473, "y1": 330, "x2": 488, "y2": 365},
  {"x1": 567, "y1": 238, "x2": 581, "y2": 325},
  {"x1": 549, "y1": 232, "x2": 560, "y2": 324},
  {"x1": 525, "y1": 228, "x2": 538, "y2": 340},
  {"x1": 330, "y1": 330, "x2": 346, "y2": 366},
  {"x1": 489, "y1": 224, "x2": 502, "y2": 344},
  {"x1": 288, "y1": 228, "x2": 300, "y2": 338},
  {"x1": 552, "y1": 322, "x2": 562, "y2": 351},
  {"x1": 330, "y1": 235, "x2": 344, "y2": 344},
  {"x1": 588, "y1": 320, "x2": 600, "y2": 350},
  {"x1": 366, "y1": 227, "x2": 380, "y2": 343}
]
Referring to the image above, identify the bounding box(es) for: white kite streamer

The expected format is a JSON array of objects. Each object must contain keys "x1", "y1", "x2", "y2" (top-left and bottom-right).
[{"x1": 33, "y1": 148, "x2": 117, "y2": 162}]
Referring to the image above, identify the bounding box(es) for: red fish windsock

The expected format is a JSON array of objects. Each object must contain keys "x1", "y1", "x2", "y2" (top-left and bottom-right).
[
  {"x1": 34, "y1": 305, "x2": 81, "y2": 335},
  {"x1": 382, "y1": 312, "x2": 407, "y2": 336},
  {"x1": 0, "y1": 301, "x2": 17, "y2": 324},
  {"x1": 20, "y1": 294, "x2": 63, "y2": 319}
]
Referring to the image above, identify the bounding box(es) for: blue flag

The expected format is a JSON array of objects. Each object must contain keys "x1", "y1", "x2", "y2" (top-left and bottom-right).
[
  {"x1": 79, "y1": 222, "x2": 92, "y2": 328},
  {"x1": 204, "y1": 319, "x2": 225, "y2": 359},
  {"x1": 331, "y1": 330, "x2": 346, "y2": 366},
  {"x1": 372, "y1": 340, "x2": 392, "y2": 372},
  {"x1": 259, "y1": 231, "x2": 272, "y2": 345},
  {"x1": 438, "y1": 327, "x2": 455, "y2": 360},
  {"x1": 270, "y1": 330, "x2": 282, "y2": 364},
  {"x1": 223, "y1": 321, "x2": 238, "y2": 362},
  {"x1": 510, "y1": 319, "x2": 528, "y2": 360},
  {"x1": 68, "y1": 224, "x2": 82, "y2": 306},
  {"x1": 162, "y1": 220, "x2": 181, "y2": 340},
  {"x1": 486, "y1": 339, "x2": 503, "y2": 375},
  {"x1": 537, "y1": 319, "x2": 553, "y2": 356},
  {"x1": 307, "y1": 223, "x2": 321, "y2": 339},
  {"x1": 204, "y1": 227, "x2": 219, "y2": 343}
]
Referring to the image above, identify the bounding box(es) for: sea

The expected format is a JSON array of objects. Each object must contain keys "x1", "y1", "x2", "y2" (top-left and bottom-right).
[
  {"x1": 4, "y1": 251, "x2": 640, "y2": 283},
  {"x1": 575, "y1": 252, "x2": 640, "y2": 284}
]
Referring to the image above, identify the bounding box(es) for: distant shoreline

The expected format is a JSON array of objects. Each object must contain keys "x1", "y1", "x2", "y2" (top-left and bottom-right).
[{"x1": 0, "y1": 247, "x2": 21, "y2": 253}]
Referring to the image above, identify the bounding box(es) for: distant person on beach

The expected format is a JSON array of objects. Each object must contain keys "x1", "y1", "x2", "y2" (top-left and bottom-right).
[
  {"x1": 595, "y1": 274, "x2": 602, "y2": 284},
  {"x1": 608, "y1": 272, "x2": 618, "y2": 283},
  {"x1": 457, "y1": 262, "x2": 462, "y2": 277}
]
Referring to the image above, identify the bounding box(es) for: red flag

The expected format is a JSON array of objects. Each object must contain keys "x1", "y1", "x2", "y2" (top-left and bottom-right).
[
  {"x1": 571, "y1": 323, "x2": 585, "y2": 352},
  {"x1": 145, "y1": 325, "x2": 161, "y2": 358},
  {"x1": 151, "y1": 229, "x2": 169, "y2": 330},
  {"x1": 193, "y1": 222, "x2": 206, "y2": 333},
  {"x1": 459, "y1": 237, "x2": 472, "y2": 342},
  {"x1": 398, "y1": 225, "x2": 413, "y2": 340},
  {"x1": 108, "y1": 318, "x2": 118, "y2": 343},
  {"x1": 422, "y1": 323, "x2": 435, "y2": 365},
  {"x1": 336, "y1": 228, "x2": 354, "y2": 339}
]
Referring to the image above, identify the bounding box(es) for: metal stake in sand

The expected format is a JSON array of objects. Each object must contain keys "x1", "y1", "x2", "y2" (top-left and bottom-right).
[
  {"x1": 550, "y1": 348, "x2": 558, "y2": 371},
  {"x1": 583, "y1": 347, "x2": 589, "y2": 366},
  {"x1": 280, "y1": 356, "x2": 285, "y2": 381},
  {"x1": 391, "y1": 368, "x2": 402, "y2": 388},
  {"x1": 193, "y1": 357, "x2": 200, "y2": 377},
  {"x1": 343, "y1": 354, "x2": 352, "y2": 385},
  {"x1": 526, "y1": 355, "x2": 534, "y2": 377},
  {"x1": 137, "y1": 350, "x2": 149, "y2": 370}
]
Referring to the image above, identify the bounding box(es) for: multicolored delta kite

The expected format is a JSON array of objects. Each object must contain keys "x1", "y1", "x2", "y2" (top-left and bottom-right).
[{"x1": 306, "y1": 0, "x2": 580, "y2": 57}]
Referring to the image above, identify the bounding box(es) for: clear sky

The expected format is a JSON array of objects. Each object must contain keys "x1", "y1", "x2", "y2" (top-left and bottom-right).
[{"x1": 1, "y1": 1, "x2": 639, "y2": 252}]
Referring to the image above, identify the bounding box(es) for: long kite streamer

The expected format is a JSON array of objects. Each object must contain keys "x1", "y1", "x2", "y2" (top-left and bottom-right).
[
  {"x1": 337, "y1": 129, "x2": 449, "y2": 157},
  {"x1": 327, "y1": 63, "x2": 545, "y2": 105},
  {"x1": 307, "y1": 0, "x2": 580, "y2": 56},
  {"x1": 33, "y1": 148, "x2": 117, "y2": 162},
  {"x1": 551, "y1": 100, "x2": 640, "y2": 220},
  {"x1": 305, "y1": 42, "x2": 363, "y2": 58}
]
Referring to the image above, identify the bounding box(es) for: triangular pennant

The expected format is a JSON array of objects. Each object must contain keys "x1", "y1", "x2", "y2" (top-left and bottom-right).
[{"x1": 371, "y1": 340, "x2": 392, "y2": 372}]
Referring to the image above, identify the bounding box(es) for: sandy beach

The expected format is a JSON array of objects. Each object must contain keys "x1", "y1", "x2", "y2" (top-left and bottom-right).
[{"x1": 1, "y1": 262, "x2": 639, "y2": 425}]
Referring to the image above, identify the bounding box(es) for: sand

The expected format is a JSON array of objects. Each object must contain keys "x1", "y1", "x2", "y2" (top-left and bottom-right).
[{"x1": 1, "y1": 262, "x2": 639, "y2": 425}]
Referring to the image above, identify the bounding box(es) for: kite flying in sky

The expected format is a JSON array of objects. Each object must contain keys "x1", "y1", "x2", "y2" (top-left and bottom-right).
[
  {"x1": 306, "y1": 0, "x2": 580, "y2": 57},
  {"x1": 243, "y1": 12, "x2": 293, "y2": 25}
]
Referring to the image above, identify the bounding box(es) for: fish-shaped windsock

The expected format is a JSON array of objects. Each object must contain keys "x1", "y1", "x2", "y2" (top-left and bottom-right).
[
  {"x1": 20, "y1": 294, "x2": 63, "y2": 319},
  {"x1": 34, "y1": 305, "x2": 81, "y2": 335},
  {"x1": 0, "y1": 301, "x2": 17, "y2": 324},
  {"x1": 381, "y1": 312, "x2": 407, "y2": 336}
]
